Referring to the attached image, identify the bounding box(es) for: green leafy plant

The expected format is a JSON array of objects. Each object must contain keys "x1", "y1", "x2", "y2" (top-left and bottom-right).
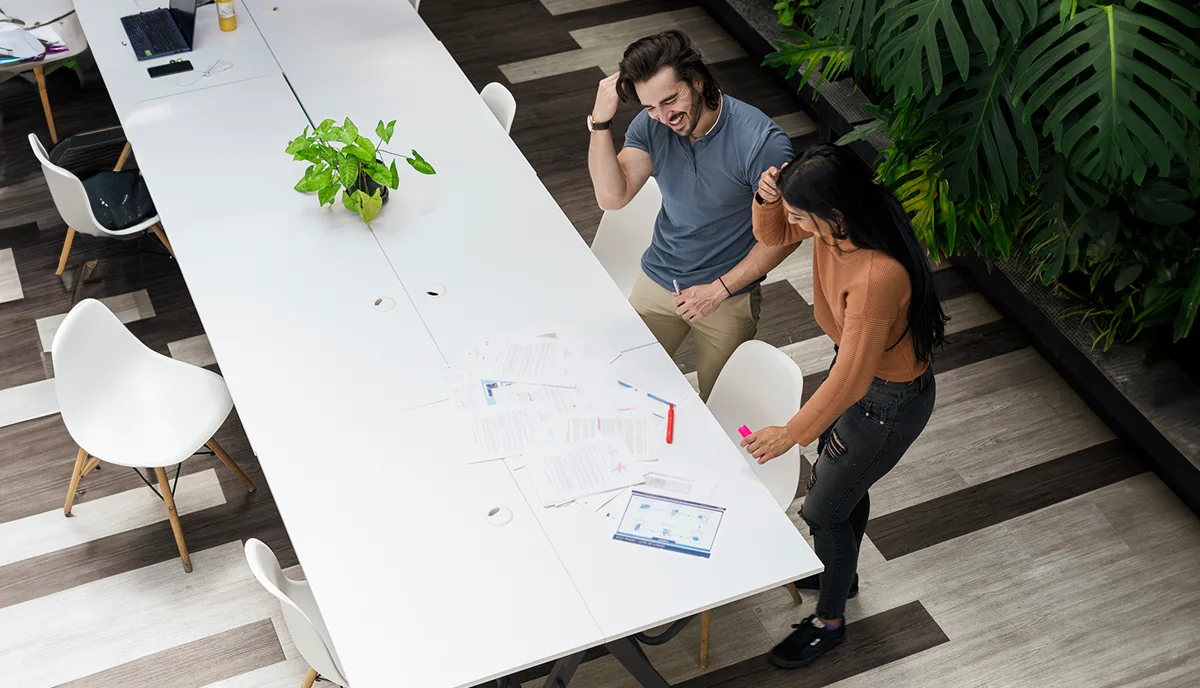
[
  {"x1": 773, "y1": 0, "x2": 820, "y2": 28},
  {"x1": 286, "y1": 117, "x2": 435, "y2": 227},
  {"x1": 766, "y1": 0, "x2": 1200, "y2": 346}
]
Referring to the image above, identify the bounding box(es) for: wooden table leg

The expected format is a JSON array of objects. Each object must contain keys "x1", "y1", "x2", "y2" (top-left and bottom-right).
[
  {"x1": 150, "y1": 224, "x2": 176, "y2": 258},
  {"x1": 301, "y1": 667, "x2": 318, "y2": 688},
  {"x1": 155, "y1": 466, "x2": 192, "y2": 573},
  {"x1": 785, "y1": 582, "x2": 802, "y2": 605},
  {"x1": 207, "y1": 438, "x2": 256, "y2": 492},
  {"x1": 33, "y1": 64, "x2": 58, "y2": 144},
  {"x1": 56, "y1": 227, "x2": 76, "y2": 276},
  {"x1": 699, "y1": 609, "x2": 711, "y2": 669},
  {"x1": 64, "y1": 448, "x2": 88, "y2": 516},
  {"x1": 114, "y1": 141, "x2": 132, "y2": 171}
]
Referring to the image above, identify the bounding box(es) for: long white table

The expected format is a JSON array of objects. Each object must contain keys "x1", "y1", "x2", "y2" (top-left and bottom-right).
[
  {"x1": 74, "y1": 2, "x2": 823, "y2": 686},
  {"x1": 74, "y1": 0, "x2": 281, "y2": 122}
]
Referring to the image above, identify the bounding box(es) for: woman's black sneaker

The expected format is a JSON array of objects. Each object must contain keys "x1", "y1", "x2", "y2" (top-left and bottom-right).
[
  {"x1": 793, "y1": 572, "x2": 859, "y2": 598},
  {"x1": 768, "y1": 615, "x2": 845, "y2": 669}
]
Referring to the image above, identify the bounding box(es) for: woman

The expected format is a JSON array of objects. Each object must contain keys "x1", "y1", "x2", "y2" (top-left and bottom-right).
[{"x1": 741, "y1": 144, "x2": 946, "y2": 668}]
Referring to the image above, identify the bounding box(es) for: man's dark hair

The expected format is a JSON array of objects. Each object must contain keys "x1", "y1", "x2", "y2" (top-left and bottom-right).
[{"x1": 616, "y1": 30, "x2": 721, "y2": 110}]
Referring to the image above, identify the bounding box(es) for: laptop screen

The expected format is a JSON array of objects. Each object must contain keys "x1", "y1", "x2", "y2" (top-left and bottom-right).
[{"x1": 170, "y1": 0, "x2": 199, "y2": 47}]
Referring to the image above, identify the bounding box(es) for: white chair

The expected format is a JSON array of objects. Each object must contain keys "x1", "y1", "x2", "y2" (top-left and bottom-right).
[
  {"x1": 0, "y1": 0, "x2": 90, "y2": 143},
  {"x1": 55, "y1": 299, "x2": 255, "y2": 573},
  {"x1": 480, "y1": 82, "x2": 517, "y2": 135},
  {"x1": 245, "y1": 539, "x2": 350, "y2": 688},
  {"x1": 698, "y1": 339, "x2": 805, "y2": 667},
  {"x1": 590, "y1": 177, "x2": 661, "y2": 298},
  {"x1": 29, "y1": 133, "x2": 171, "y2": 276}
]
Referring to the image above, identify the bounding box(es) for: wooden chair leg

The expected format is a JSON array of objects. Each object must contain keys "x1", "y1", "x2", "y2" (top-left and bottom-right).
[
  {"x1": 207, "y1": 438, "x2": 256, "y2": 492},
  {"x1": 785, "y1": 582, "x2": 802, "y2": 605},
  {"x1": 64, "y1": 448, "x2": 88, "y2": 516},
  {"x1": 155, "y1": 466, "x2": 192, "y2": 573},
  {"x1": 33, "y1": 64, "x2": 57, "y2": 143},
  {"x1": 699, "y1": 609, "x2": 711, "y2": 670},
  {"x1": 150, "y1": 224, "x2": 176, "y2": 258},
  {"x1": 81, "y1": 456, "x2": 102, "y2": 478},
  {"x1": 71, "y1": 258, "x2": 100, "y2": 307},
  {"x1": 114, "y1": 141, "x2": 132, "y2": 171},
  {"x1": 301, "y1": 667, "x2": 318, "y2": 688},
  {"x1": 56, "y1": 227, "x2": 76, "y2": 275}
]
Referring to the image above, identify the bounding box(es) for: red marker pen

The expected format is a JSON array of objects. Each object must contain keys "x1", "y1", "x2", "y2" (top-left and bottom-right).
[{"x1": 666, "y1": 404, "x2": 675, "y2": 444}]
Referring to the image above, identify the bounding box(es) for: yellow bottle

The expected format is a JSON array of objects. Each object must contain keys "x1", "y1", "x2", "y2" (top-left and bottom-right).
[{"x1": 216, "y1": 0, "x2": 237, "y2": 31}]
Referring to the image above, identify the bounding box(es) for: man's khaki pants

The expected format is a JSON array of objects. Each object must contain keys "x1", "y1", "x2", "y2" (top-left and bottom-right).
[{"x1": 629, "y1": 273, "x2": 762, "y2": 401}]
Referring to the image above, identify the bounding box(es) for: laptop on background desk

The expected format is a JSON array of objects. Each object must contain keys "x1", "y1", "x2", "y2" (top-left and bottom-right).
[{"x1": 120, "y1": 0, "x2": 199, "y2": 61}]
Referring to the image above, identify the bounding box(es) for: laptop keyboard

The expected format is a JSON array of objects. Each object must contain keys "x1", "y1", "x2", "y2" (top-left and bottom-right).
[{"x1": 121, "y1": 11, "x2": 186, "y2": 57}]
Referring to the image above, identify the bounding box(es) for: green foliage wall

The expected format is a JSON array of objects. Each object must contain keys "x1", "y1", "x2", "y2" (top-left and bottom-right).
[{"x1": 766, "y1": 0, "x2": 1200, "y2": 347}]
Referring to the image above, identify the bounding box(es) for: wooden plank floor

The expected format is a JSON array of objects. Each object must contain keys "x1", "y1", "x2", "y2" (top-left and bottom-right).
[{"x1": 2, "y1": 2, "x2": 1199, "y2": 687}]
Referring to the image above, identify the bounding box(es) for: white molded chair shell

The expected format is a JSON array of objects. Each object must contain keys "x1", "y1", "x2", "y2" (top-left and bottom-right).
[
  {"x1": 591, "y1": 177, "x2": 661, "y2": 298},
  {"x1": 51, "y1": 299, "x2": 232, "y2": 468},
  {"x1": 480, "y1": 82, "x2": 516, "y2": 135},
  {"x1": 245, "y1": 539, "x2": 349, "y2": 687},
  {"x1": 29, "y1": 133, "x2": 159, "y2": 239},
  {"x1": 706, "y1": 340, "x2": 804, "y2": 511}
]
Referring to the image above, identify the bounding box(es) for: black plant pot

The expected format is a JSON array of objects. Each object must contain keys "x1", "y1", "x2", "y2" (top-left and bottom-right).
[{"x1": 349, "y1": 158, "x2": 390, "y2": 204}]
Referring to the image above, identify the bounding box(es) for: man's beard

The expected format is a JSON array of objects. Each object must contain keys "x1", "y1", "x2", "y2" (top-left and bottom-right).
[{"x1": 680, "y1": 85, "x2": 705, "y2": 139}]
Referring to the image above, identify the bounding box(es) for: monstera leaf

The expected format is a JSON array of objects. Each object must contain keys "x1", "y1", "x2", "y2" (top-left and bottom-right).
[
  {"x1": 809, "y1": 0, "x2": 879, "y2": 43},
  {"x1": 1014, "y1": 0, "x2": 1200, "y2": 184},
  {"x1": 873, "y1": 0, "x2": 1038, "y2": 99},
  {"x1": 762, "y1": 30, "x2": 856, "y2": 89},
  {"x1": 929, "y1": 44, "x2": 1039, "y2": 200}
]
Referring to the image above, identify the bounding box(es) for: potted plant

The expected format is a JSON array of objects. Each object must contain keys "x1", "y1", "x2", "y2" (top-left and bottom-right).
[{"x1": 286, "y1": 117, "x2": 435, "y2": 227}]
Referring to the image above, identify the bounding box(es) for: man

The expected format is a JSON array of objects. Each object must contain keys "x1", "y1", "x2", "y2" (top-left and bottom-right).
[{"x1": 587, "y1": 30, "x2": 796, "y2": 400}]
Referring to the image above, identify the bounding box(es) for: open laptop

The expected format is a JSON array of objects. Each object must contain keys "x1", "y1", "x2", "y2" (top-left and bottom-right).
[{"x1": 120, "y1": 0, "x2": 199, "y2": 61}]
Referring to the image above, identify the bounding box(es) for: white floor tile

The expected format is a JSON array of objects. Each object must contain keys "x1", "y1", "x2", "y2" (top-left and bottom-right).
[
  {"x1": 0, "y1": 542, "x2": 279, "y2": 687},
  {"x1": 0, "y1": 378, "x2": 58, "y2": 429},
  {"x1": 168, "y1": 334, "x2": 217, "y2": 368},
  {"x1": 0, "y1": 248, "x2": 22, "y2": 304},
  {"x1": 0, "y1": 469, "x2": 227, "y2": 567},
  {"x1": 500, "y1": 8, "x2": 744, "y2": 83},
  {"x1": 199, "y1": 658, "x2": 316, "y2": 688},
  {"x1": 36, "y1": 289, "x2": 156, "y2": 353},
  {"x1": 772, "y1": 111, "x2": 818, "y2": 139},
  {"x1": 539, "y1": 0, "x2": 626, "y2": 15}
]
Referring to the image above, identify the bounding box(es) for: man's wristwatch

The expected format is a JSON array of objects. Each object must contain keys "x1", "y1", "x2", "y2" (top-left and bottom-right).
[{"x1": 587, "y1": 114, "x2": 612, "y2": 132}]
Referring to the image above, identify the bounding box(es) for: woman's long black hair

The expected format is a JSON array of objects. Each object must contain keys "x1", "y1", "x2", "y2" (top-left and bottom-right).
[{"x1": 778, "y1": 144, "x2": 947, "y2": 364}]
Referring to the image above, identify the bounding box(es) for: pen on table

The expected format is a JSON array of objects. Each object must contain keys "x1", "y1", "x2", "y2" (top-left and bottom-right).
[{"x1": 666, "y1": 403, "x2": 675, "y2": 444}]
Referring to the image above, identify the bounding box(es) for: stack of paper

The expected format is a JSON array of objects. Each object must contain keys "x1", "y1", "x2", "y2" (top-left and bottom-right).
[
  {"x1": 525, "y1": 439, "x2": 645, "y2": 507},
  {"x1": 450, "y1": 333, "x2": 704, "y2": 514}
]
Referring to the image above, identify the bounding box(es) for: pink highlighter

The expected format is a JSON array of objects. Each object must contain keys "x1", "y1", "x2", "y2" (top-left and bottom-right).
[{"x1": 738, "y1": 425, "x2": 752, "y2": 438}]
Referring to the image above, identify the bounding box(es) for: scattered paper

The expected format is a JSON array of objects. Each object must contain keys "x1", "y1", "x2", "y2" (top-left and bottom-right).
[
  {"x1": 525, "y1": 439, "x2": 645, "y2": 507},
  {"x1": 466, "y1": 407, "x2": 551, "y2": 463},
  {"x1": 575, "y1": 487, "x2": 626, "y2": 512},
  {"x1": 476, "y1": 337, "x2": 577, "y2": 387},
  {"x1": 642, "y1": 471, "x2": 720, "y2": 501},
  {"x1": 615, "y1": 380, "x2": 676, "y2": 418},
  {"x1": 567, "y1": 415, "x2": 657, "y2": 459}
]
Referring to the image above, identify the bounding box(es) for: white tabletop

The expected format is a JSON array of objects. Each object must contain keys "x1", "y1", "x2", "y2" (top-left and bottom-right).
[
  {"x1": 76, "y1": 6, "x2": 822, "y2": 686},
  {"x1": 269, "y1": 41, "x2": 661, "y2": 362},
  {"x1": 261, "y1": 403, "x2": 605, "y2": 688},
  {"x1": 515, "y1": 343, "x2": 822, "y2": 640},
  {"x1": 73, "y1": 0, "x2": 280, "y2": 119},
  {"x1": 241, "y1": 0, "x2": 438, "y2": 68},
  {"x1": 120, "y1": 75, "x2": 451, "y2": 437}
]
